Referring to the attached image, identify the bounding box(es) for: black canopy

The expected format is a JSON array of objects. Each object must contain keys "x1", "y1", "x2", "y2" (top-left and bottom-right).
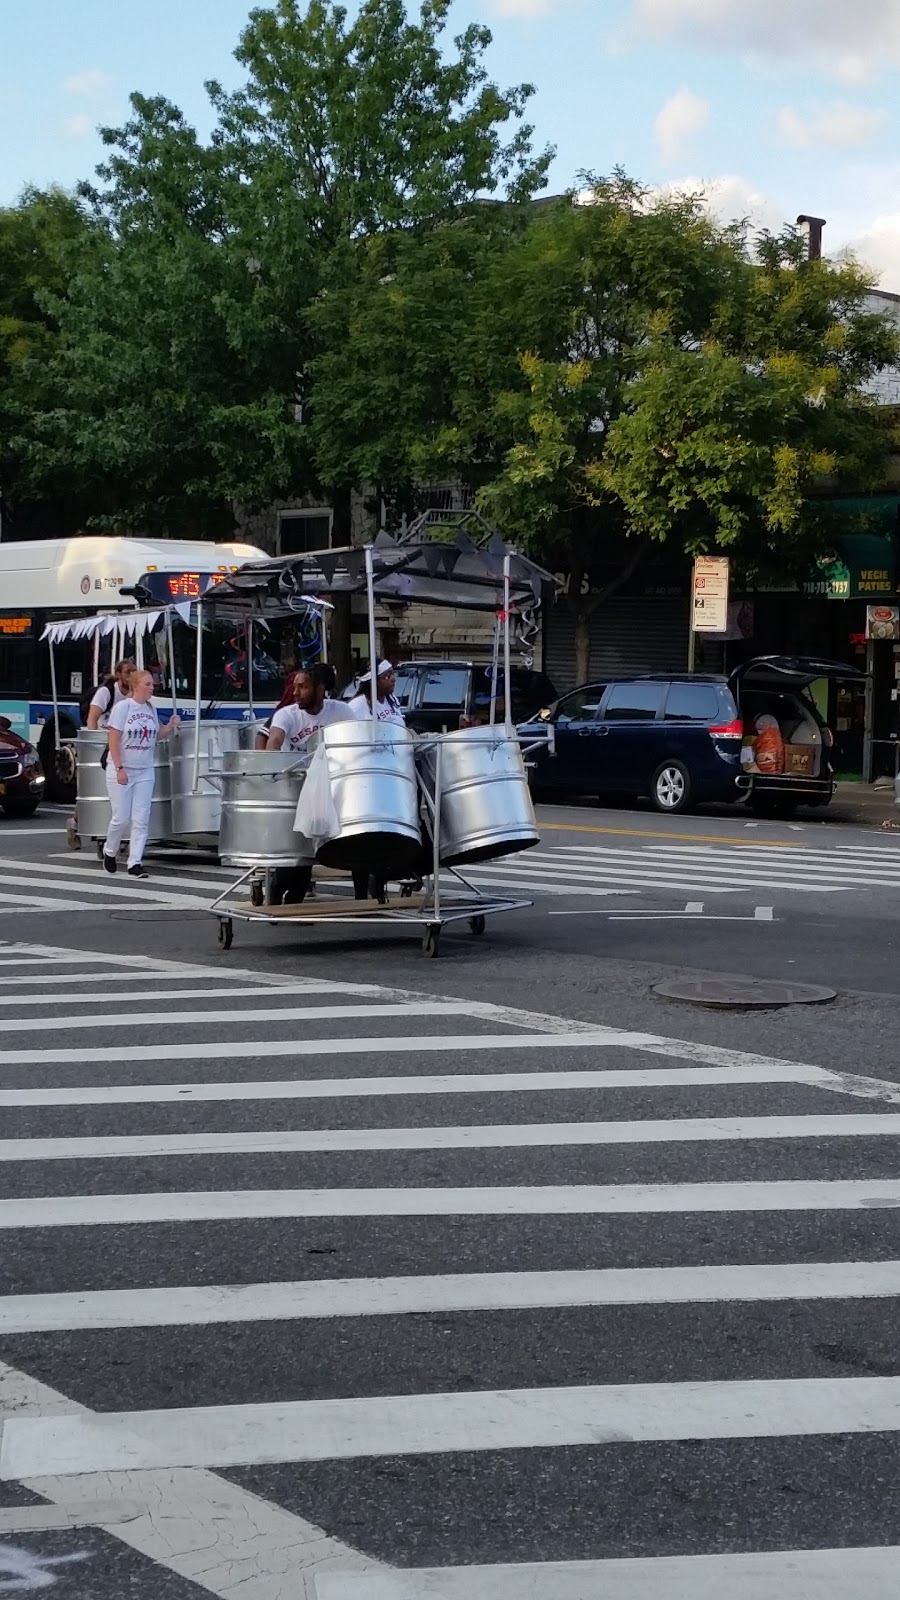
[{"x1": 202, "y1": 519, "x2": 559, "y2": 621}]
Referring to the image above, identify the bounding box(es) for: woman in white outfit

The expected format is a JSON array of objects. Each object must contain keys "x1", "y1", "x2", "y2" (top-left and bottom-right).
[{"x1": 102, "y1": 671, "x2": 180, "y2": 879}]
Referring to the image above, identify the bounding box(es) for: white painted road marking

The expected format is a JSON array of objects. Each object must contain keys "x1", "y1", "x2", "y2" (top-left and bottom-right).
[
  {"x1": 3, "y1": 1259, "x2": 900, "y2": 1334},
  {"x1": 3, "y1": 1179, "x2": 900, "y2": 1229},
  {"x1": 7, "y1": 1375, "x2": 900, "y2": 1476},
  {"x1": 4, "y1": 1113, "x2": 900, "y2": 1163},
  {"x1": 314, "y1": 1547, "x2": 900, "y2": 1600},
  {"x1": 0, "y1": 1000, "x2": 477, "y2": 1035},
  {"x1": 0, "y1": 1061, "x2": 841, "y2": 1108}
]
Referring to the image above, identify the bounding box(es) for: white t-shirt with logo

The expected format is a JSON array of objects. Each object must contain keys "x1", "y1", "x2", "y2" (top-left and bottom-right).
[
  {"x1": 107, "y1": 699, "x2": 160, "y2": 768},
  {"x1": 348, "y1": 694, "x2": 406, "y2": 727},
  {"x1": 270, "y1": 698, "x2": 353, "y2": 752},
  {"x1": 90, "y1": 682, "x2": 128, "y2": 729}
]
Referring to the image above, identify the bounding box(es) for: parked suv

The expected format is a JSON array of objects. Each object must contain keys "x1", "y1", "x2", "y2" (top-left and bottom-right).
[
  {"x1": 343, "y1": 660, "x2": 558, "y2": 734},
  {"x1": 0, "y1": 718, "x2": 45, "y2": 818},
  {"x1": 520, "y1": 656, "x2": 863, "y2": 815}
]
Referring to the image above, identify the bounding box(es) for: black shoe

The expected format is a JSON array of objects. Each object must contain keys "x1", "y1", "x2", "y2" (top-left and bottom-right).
[
  {"x1": 127, "y1": 864, "x2": 149, "y2": 879},
  {"x1": 102, "y1": 852, "x2": 117, "y2": 874}
]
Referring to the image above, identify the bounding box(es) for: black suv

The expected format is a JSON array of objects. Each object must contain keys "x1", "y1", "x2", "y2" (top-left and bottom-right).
[
  {"x1": 520, "y1": 656, "x2": 864, "y2": 815},
  {"x1": 343, "y1": 660, "x2": 558, "y2": 735}
]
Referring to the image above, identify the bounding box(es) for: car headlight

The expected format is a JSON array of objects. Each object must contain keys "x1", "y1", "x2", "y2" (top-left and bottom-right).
[{"x1": 21, "y1": 750, "x2": 42, "y2": 770}]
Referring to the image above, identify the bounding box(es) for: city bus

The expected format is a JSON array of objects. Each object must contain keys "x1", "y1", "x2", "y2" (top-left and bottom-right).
[{"x1": 0, "y1": 534, "x2": 277, "y2": 798}]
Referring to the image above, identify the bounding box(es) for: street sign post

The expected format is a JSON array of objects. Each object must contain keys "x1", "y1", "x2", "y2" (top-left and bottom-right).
[{"x1": 689, "y1": 556, "x2": 730, "y2": 670}]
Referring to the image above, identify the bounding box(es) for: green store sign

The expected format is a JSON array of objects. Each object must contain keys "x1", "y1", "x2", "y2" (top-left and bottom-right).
[{"x1": 804, "y1": 498, "x2": 899, "y2": 600}]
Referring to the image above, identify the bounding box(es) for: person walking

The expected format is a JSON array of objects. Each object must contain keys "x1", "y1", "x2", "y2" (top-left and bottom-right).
[
  {"x1": 86, "y1": 659, "x2": 136, "y2": 730},
  {"x1": 102, "y1": 670, "x2": 180, "y2": 879}
]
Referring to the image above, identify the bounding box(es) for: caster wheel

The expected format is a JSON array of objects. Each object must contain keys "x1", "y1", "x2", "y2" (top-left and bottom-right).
[
  {"x1": 468, "y1": 914, "x2": 486, "y2": 936},
  {"x1": 422, "y1": 926, "x2": 441, "y2": 958},
  {"x1": 95, "y1": 840, "x2": 104, "y2": 861},
  {"x1": 217, "y1": 920, "x2": 234, "y2": 950},
  {"x1": 250, "y1": 881, "x2": 264, "y2": 907}
]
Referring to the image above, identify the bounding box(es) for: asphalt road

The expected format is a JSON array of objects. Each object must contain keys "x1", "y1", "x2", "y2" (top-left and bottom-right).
[{"x1": 1, "y1": 798, "x2": 900, "y2": 1597}]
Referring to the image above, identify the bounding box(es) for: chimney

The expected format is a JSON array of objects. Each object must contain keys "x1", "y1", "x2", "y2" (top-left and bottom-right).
[{"x1": 796, "y1": 215, "x2": 826, "y2": 261}]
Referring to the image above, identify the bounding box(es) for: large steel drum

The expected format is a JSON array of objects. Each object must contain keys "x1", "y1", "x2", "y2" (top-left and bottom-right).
[
  {"x1": 417, "y1": 725, "x2": 538, "y2": 866},
  {"x1": 75, "y1": 729, "x2": 172, "y2": 842},
  {"x1": 169, "y1": 720, "x2": 244, "y2": 836},
  {"x1": 219, "y1": 750, "x2": 314, "y2": 868},
  {"x1": 315, "y1": 720, "x2": 422, "y2": 873}
]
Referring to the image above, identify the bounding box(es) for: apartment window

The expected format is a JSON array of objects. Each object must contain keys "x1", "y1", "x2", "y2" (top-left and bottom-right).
[{"x1": 276, "y1": 510, "x2": 333, "y2": 557}]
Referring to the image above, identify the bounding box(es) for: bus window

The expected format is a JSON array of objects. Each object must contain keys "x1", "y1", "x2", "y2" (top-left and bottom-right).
[
  {"x1": 0, "y1": 630, "x2": 37, "y2": 700},
  {"x1": 143, "y1": 621, "x2": 281, "y2": 704}
]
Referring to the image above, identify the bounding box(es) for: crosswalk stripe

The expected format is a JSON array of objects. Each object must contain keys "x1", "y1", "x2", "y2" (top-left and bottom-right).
[
  {"x1": 34, "y1": 858, "x2": 242, "y2": 895},
  {"x1": 0, "y1": 891, "x2": 108, "y2": 911},
  {"x1": 0, "y1": 1062, "x2": 833, "y2": 1108},
  {"x1": 3, "y1": 1179, "x2": 900, "y2": 1229},
  {"x1": 6, "y1": 1374, "x2": 900, "y2": 1477},
  {"x1": 0, "y1": 1030, "x2": 620, "y2": 1066},
  {"x1": 443, "y1": 870, "x2": 627, "y2": 898},
  {"x1": 5, "y1": 1258, "x2": 900, "y2": 1333},
  {"x1": 0, "y1": 870, "x2": 211, "y2": 908},
  {"x1": 535, "y1": 846, "x2": 897, "y2": 887},
  {"x1": 0, "y1": 1000, "x2": 476, "y2": 1035},
  {"x1": 5, "y1": 1114, "x2": 900, "y2": 1163},
  {"x1": 314, "y1": 1547, "x2": 900, "y2": 1600},
  {"x1": 0, "y1": 985, "x2": 335, "y2": 1007},
  {"x1": 459, "y1": 859, "x2": 855, "y2": 894}
]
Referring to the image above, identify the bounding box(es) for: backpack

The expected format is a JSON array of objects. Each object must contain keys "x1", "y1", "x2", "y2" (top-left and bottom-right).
[{"x1": 80, "y1": 677, "x2": 116, "y2": 727}]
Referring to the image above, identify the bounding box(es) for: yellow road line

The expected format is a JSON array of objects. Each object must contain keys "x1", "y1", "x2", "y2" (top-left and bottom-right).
[{"x1": 539, "y1": 822, "x2": 802, "y2": 848}]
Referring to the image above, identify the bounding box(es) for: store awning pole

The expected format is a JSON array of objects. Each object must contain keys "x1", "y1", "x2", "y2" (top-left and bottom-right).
[
  {"x1": 48, "y1": 641, "x2": 61, "y2": 748},
  {"x1": 247, "y1": 620, "x2": 255, "y2": 721},
  {"x1": 365, "y1": 548, "x2": 378, "y2": 717},
  {"x1": 192, "y1": 601, "x2": 203, "y2": 794},
  {"x1": 503, "y1": 553, "x2": 513, "y2": 733},
  {"x1": 166, "y1": 610, "x2": 177, "y2": 714}
]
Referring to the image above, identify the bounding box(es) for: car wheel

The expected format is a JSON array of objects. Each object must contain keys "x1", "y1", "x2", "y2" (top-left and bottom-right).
[
  {"x1": 1, "y1": 799, "x2": 40, "y2": 819},
  {"x1": 650, "y1": 760, "x2": 692, "y2": 814}
]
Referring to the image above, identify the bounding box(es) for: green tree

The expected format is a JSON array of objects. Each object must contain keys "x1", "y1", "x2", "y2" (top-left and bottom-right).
[
  {"x1": 0, "y1": 187, "x2": 103, "y2": 535},
  {"x1": 20, "y1": 0, "x2": 550, "y2": 550},
  {"x1": 414, "y1": 176, "x2": 899, "y2": 680}
]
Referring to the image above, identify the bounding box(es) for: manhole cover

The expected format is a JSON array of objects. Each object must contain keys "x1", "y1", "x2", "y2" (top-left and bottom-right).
[{"x1": 652, "y1": 976, "x2": 837, "y2": 1009}]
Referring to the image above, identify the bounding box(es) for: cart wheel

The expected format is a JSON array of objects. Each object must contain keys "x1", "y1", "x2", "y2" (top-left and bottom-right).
[
  {"x1": 468, "y1": 914, "x2": 486, "y2": 936},
  {"x1": 95, "y1": 839, "x2": 105, "y2": 861},
  {"x1": 422, "y1": 925, "x2": 441, "y2": 958},
  {"x1": 250, "y1": 881, "x2": 264, "y2": 907},
  {"x1": 217, "y1": 919, "x2": 234, "y2": 950}
]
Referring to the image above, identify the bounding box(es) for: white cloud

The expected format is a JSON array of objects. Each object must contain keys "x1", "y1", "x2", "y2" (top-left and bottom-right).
[
  {"x1": 490, "y1": 0, "x2": 552, "y2": 13},
  {"x1": 63, "y1": 114, "x2": 92, "y2": 140},
  {"x1": 633, "y1": 0, "x2": 900, "y2": 79},
  {"x1": 777, "y1": 101, "x2": 889, "y2": 149},
  {"x1": 63, "y1": 68, "x2": 111, "y2": 97},
  {"x1": 843, "y1": 213, "x2": 900, "y2": 288},
  {"x1": 658, "y1": 172, "x2": 787, "y2": 237},
  {"x1": 655, "y1": 88, "x2": 711, "y2": 160}
]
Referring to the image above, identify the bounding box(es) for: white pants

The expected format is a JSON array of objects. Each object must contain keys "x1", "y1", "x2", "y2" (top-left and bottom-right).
[{"x1": 104, "y1": 764, "x2": 155, "y2": 867}]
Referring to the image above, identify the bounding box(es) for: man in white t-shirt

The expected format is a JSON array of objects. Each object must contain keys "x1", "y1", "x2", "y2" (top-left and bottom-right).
[
  {"x1": 102, "y1": 671, "x2": 180, "y2": 878},
  {"x1": 265, "y1": 670, "x2": 353, "y2": 752},
  {"x1": 264, "y1": 670, "x2": 352, "y2": 903},
  {"x1": 86, "y1": 659, "x2": 136, "y2": 729}
]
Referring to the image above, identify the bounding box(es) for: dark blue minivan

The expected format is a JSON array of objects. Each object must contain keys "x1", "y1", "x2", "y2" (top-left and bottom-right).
[{"x1": 520, "y1": 657, "x2": 865, "y2": 816}]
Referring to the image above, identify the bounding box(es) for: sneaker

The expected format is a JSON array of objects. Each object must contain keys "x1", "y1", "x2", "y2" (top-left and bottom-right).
[
  {"x1": 127, "y1": 864, "x2": 149, "y2": 879},
  {"x1": 102, "y1": 852, "x2": 117, "y2": 874}
]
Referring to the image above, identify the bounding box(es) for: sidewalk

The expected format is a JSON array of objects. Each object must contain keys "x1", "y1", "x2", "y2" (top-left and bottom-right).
[{"x1": 829, "y1": 780, "x2": 898, "y2": 829}]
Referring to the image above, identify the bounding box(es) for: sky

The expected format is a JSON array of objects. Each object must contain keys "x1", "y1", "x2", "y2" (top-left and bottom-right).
[{"x1": 4, "y1": 0, "x2": 900, "y2": 285}]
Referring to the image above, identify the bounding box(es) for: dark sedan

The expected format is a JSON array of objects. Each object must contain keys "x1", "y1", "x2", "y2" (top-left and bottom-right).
[{"x1": 0, "y1": 718, "x2": 45, "y2": 817}]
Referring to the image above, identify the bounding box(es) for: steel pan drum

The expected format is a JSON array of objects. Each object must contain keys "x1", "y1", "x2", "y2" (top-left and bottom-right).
[
  {"x1": 219, "y1": 749, "x2": 314, "y2": 868},
  {"x1": 75, "y1": 729, "x2": 172, "y2": 842},
  {"x1": 315, "y1": 721, "x2": 422, "y2": 873},
  {"x1": 417, "y1": 725, "x2": 538, "y2": 866},
  {"x1": 169, "y1": 720, "x2": 244, "y2": 835}
]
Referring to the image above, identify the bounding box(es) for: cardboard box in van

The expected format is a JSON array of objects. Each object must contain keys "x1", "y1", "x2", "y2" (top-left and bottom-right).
[{"x1": 783, "y1": 742, "x2": 817, "y2": 777}]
